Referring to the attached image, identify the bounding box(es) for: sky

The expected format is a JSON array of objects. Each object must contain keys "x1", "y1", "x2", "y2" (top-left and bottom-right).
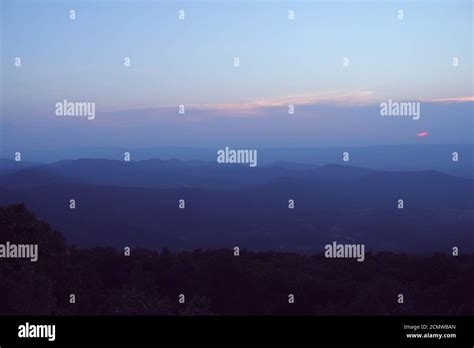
[{"x1": 1, "y1": 0, "x2": 473, "y2": 152}]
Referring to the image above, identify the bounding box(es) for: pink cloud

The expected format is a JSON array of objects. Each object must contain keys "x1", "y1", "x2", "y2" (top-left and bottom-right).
[
  {"x1": 426, "y1": 96, "x2": 474, "y2": 103},
  {"x1": 417, "y1": 131, "x2": 429, "y2": 137},
  {"x1": 160, "y1": 90, "x2": 378, "y2": 116},
  {"x1": 101, "y1": 93, "x2": 473, "y2": 119}
]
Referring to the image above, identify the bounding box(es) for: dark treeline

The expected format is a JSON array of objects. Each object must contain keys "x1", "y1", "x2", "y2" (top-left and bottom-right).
[{"x1": 0, "y1": 204, "x2": 472, "y2": 315}]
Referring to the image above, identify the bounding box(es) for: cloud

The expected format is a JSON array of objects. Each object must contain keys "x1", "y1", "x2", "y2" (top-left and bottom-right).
[
  {"x1": 417, "y1": 131, "x2": 429, "y2": 137},
  {"x1": 159, "y1": 90, "x2": 378, "y2": 116},
  {"x1": 426, "y1": 96, "x2": 474, "y2": 103},
  {"x1": 101, "y1": 93, "x2": 473, "y2": 120}
]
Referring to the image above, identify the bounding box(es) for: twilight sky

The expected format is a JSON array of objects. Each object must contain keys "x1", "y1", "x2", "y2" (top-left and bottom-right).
[{"x1": 1, "y1": 0, "x2": 473, "y2": 151}]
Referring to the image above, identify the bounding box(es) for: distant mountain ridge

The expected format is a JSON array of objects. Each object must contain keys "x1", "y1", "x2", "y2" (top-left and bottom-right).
[
  {"x1": 1, "y1": 158, "x2": 379, "y2": 189},
  {"x1": 0, "y1": 158, "x2": 472, "y2": 253},
  {"x1": 2, "y1": 144, "x2": 472, "y2": 178}
]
